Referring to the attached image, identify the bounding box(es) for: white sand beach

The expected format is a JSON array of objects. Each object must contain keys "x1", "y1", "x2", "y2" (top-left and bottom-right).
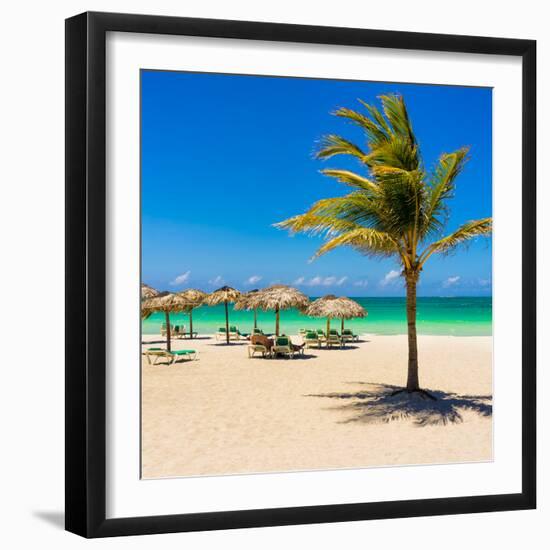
[{"x1": 141, "y1": 334, "x2": 492, "y2": 479}]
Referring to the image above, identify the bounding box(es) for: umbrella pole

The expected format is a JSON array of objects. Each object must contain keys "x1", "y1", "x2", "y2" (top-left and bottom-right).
[
  {"x1": 275, "y1": 307, "x2": 280, "y2": 336},
  {"x1": 225, "y1": 301, "x2": 229, "y2": 345},
  {"x1": 254, "y1": 309, "x2": 257, "y2": 330},
  {"x1": 326, "y1": 318, "x2": 330, "y2": 338},
  {"x1": 341, "y1": 318, "x2": 344, "y2": 333},
  {"x1": 165, "y1": 311, "x2": 171, "y2": 352},
  {"x1": 189, "y1": 309, "x2": 193, "y2": 339}
]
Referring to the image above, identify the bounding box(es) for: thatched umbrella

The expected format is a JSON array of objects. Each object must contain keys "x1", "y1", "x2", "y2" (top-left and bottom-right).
[
  {"x1": 141, "y1": 293, "x2": 190, "y2": 352},
  {"x1": 177, "y1": 288, "x2": 207, "y2": 339},
  {"x1": 334, "y1": 296, "x2": 367, "y2": 333},
  {"x1": 234, "y1": 289, "x2": 259, "y2": 329},
  {"x1": 306, "y1": 295, "x2": 366, "y2": 338},
  {"x1": 245, "y1": 285, "x2": 309, "y2": 336},
  {"x1": 204, "y1": 286, "x2": 242, "y2": 344},
  {"x1": 141, "y1": 283, "x2": 159, "y2": 300}
]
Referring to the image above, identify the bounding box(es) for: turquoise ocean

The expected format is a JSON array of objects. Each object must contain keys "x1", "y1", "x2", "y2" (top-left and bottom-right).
[{"x1": 142, "y1": 296, "x2": 492, "y2": 337}]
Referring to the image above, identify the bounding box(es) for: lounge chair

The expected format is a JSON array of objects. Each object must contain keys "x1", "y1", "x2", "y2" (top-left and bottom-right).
[
  {"x1": 316, "y1": 329, "x2": 327, "y2": 343},
  {"x1": 229, "y1": 325, "x2": 249, "y2": 340},
  {"x1": 143, "y1": 347, "x2": 197, "y2": 365},
  {"x1": 272, "y1": 335, "x2": 294, "y2": 358},
  {"x1": 215, "y1": 327, "x2": 228, "y2": 340},
  {"x1": 341, "y1": 328, "x2": 359, "y2": 343},
  {"x1": 160, "y1": 323, "x2": 174, "y2": 337},
  {"x1": 326, "y1": 329, "x2": 342, "y2": 348},
  {"x1": 173, "y1": 325, "x2": 192, "y2": 339},
  {"x1": 247, "y1": 343, "x2": 270, "y2": 358},
  {"x1": 180, "y1": 326, "x2": 198, "y2": 339},
  {"x1": 303, "y1": 330, "x2": 321, "y2": 349}
]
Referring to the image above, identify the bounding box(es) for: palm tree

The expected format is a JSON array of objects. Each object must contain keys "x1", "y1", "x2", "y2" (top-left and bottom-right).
[{"x1": 276, "y1": 94, "x2": 492, "y2": 397}]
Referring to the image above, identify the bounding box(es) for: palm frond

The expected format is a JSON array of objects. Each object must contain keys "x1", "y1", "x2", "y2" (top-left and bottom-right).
[
  {"x1": 333, "y1": 106, "x2": 388, "y2": 144},
  {"x1": 420, "y1": 218, "x2": 492, "y2": 265},
  {"x1": 371, "y1": 166, "x2": 425, "y2": 234},
  {"x1": 423, "y1": 147, "x2": 470, "y2": 236},
  {"x1": 316, "y1": 135, "x2": 370, "y2": 163},
  {"x1": 275, "y1": 191, "x2": 385, "y2": 234},
  {"x1": 320, "y1": 169, "x2": 380, "y2": 195},
  {"x1": 274, "y1": 212, "x2": 363, "y2": 237},
  {"x1": 313, "y1": 227, "x2": 399, "y2": 259},
  {"x1": 358, "y1": 99, "x2": 391, "y2": 136},
  {"x1": 380, "y1": 94, "x2": 416, "y2": 145}
]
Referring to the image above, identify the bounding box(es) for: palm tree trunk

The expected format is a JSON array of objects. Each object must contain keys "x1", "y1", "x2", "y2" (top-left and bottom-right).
[
  {"x1": 275, "y1": 307, "x2": 280, "y2": 336},
  {"x1": 405, "y1": 272, "x2": 419, "y2": 391},
  {"x1": 165, "y1": 311, "x2": 171, "y2": 352},
  {"x1": 189, "y1": 309, "x2": 194, "y2": 339},
  {"x1": 224, "y1": 301, "x2": 229, "y2": 345}
]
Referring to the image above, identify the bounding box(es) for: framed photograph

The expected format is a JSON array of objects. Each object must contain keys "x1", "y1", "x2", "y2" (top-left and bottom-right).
[{"x1": 65, "y1": 11, "x2": 536, "y2": 538}]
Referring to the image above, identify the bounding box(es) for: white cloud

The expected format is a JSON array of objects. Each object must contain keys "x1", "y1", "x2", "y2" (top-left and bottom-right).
[
  {"x1": 353, "y1": 279, "x2": 369, "y2": 287},
  {"x1": 380, "y1": 270, "x2": 400, "y2": 286},
  {"x1": 246, "y1": 275, "x2": 262, "y2": 285},
  {"x1": 299, "y1": 275, "x2": 349, "y2": 287},
  {"x1": 478, "y1": 278, "x2": 491, "y2": 287},
  {"x1": 443, "y1": 275, "x2": 461, "y2": 288},
  {"x1": 208, "y1": 275, "x2": 224, "y2": 286},
  {"x1": 170, "y1": 270, "x2": 191, "y2": 286}
]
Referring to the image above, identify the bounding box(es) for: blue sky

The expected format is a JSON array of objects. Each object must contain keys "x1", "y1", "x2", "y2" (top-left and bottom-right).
[{"x1": 141, "y1": 70, "x2": 492, "y2": 297}]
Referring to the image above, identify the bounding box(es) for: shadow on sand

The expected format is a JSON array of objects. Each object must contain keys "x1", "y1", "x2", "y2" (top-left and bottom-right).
[{"x1": 308, "y1": 382, "x2": 492, "y2": 426}]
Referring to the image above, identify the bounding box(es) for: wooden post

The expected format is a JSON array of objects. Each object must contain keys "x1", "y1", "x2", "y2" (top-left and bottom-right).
[
  {"x1": 165, "y1": 310, "x2": 171, "y2": 352},
  {"x1": 224, "y1": 301, "x2": 229, "y2": 345}
]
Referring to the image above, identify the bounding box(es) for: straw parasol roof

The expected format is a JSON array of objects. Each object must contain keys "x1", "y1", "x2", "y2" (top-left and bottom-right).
[
  {"x1": 306, "y1": 295, "x2": 366, "y2": 339},
  {"x1": 204, "y1": 286, "x2": 242, "y2": 344},
  {"x1": 176, "y1": 289, "x2": 208, "y2": 339},
  {"x1": 204, "y1": 286, "x2": 242, "y2": 306},
  {"x1": 245, "y1": 285, "x2": 309, "y2": 312},
  {"x1": 234, "y1": 289, "x2": 258, "y2": 309},
  {"x1": 244, "y1": 285, "x2": 309, "y2": 336},
  {"x1": 141, "y1": 293, "x2": 192, "y2": 351},
  {"x1": 306, "y1": 295, "x2": 366, "y2": 320},
  {"x1": 141, "y1": 292, "x2": 191, "y2": 317},
  {"x1": 177, "y1": 288, "x2": 207, "y2": 305},
  {"x1": 141, "y1": 283, "x2": 159, "y2": 300}
]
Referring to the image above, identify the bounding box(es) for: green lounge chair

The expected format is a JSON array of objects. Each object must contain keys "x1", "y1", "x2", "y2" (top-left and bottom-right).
[
  {"x1": 173, "y1": 325, "x2": 195, "y2": 339},
  {"x1": 229, "y1": 325, "x2": 244, "y2": 340},
  {"x1": 341, "y1": 328, "x2": 358, "y2": 343},
  {"x1": 215, "y1": 327, "x2": 227, "y2": 341},
  {"x1": 303, "y1": 330, "x2": 321, "y2": 349},
  {"x1": 272, "y1": 335, "x2": 294, "y2": 358},
  {"x1": 143, "y1": 347, "x2": 197, "y2": 365},
  {"x1": 326, "y1": 329, "x2": 342, "y2": 348}
]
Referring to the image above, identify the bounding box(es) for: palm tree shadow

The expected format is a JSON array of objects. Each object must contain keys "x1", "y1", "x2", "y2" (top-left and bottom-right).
[{"x1": 308, "y1": 382, "x2": 492, "y2": 426}]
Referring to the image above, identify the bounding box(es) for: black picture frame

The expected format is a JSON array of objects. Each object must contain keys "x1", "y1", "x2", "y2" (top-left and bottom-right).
[{"x1": 65, "y1": 11, "x2": 536, "y2": 538}]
